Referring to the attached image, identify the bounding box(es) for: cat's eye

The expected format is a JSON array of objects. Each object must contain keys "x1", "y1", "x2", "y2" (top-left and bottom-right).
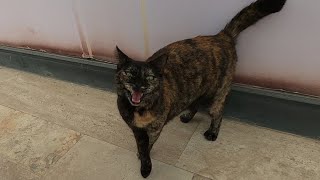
[
  {"x1": 122, "y1": 71, "x2": 132, "y2": 77},
  {"x1": 146, "y1": 76, "x2": 155, "y2": 81}
]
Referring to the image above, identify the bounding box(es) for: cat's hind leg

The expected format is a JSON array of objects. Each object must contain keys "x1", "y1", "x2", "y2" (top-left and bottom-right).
[
  {"x1": 180, "y1": 101, "x2": 199, "y2": 123},
  {"x1": 204, "y1": 77, "x2": 232, "y2": 141}
]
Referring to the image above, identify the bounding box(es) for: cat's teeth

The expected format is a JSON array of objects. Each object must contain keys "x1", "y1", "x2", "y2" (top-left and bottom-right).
[{"x1": 131, "y1": 91, "x2": 143, "y2": 104}]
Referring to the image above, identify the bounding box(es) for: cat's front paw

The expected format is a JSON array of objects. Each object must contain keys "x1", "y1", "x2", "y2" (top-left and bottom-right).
[
  {"x1": 180, "y1": 114, "x2": 192, "y2": 123},
  {"x1": 140, "y1": 161, "x2": 152, "y2": 178},
  {"x1": 204, "y1": 130, "x2": 218, "y2": 141}
]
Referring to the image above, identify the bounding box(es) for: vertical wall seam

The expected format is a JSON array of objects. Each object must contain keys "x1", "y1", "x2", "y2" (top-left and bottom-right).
[
  {"x1": 72, "y1": 0, "x2": 93, "y2": 59},
  {"x1": 140, "y1": 0, "x2": 150, "y2": 59}
]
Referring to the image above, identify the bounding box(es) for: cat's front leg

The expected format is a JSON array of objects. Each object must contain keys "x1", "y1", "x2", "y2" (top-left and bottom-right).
[
  {"x1": 146, "y1": 125, "x2": 163, "y2": 153},
  {"x1": 132, "y1": 128, "x2": 152, "y2": 178}
]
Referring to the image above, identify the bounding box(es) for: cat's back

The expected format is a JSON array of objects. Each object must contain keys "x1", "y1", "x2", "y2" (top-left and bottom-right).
[
  {"x1": 163, "y1": 33, "x2": 235, "y2": 68},
  {"x1": 157, "y1": 33, "x2": 236, "y2": 115}
]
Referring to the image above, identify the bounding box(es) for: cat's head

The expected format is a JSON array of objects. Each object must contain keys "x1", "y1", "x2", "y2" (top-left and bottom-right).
[{"x1": 115, "y1": 46, "x2": 166, "y2": 108}]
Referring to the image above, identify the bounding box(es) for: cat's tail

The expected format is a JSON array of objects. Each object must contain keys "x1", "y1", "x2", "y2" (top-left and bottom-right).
[{"x1": 223, "y1": 0, "x2": 286, "y2": 39}]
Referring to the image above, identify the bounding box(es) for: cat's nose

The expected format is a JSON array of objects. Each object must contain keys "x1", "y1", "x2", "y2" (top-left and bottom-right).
[
  {"x1": 133, "y1": 85, "x2": 146, "y2": 92},
  {"x1": 132, "y1": 85, "x2": 141, "y2": 92}
]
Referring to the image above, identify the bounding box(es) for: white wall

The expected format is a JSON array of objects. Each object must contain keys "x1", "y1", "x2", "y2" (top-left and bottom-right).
[
  {"x1": 0, "y1": 0, "x2": 319, "y2": 96},
  {"x1": 0, "y1": 0, "x2": 82, "y2": 56},
  {"x1": 236, "y1": 0, "x2": 320, "y2": 96}
]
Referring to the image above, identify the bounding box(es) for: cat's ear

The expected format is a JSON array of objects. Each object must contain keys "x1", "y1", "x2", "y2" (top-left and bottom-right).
[
  {"x1": 115, "y1": 46, "x2": 129, "y2": 66},
  {"x1": 148, "y1": 52, "x2": 167, "y2": 72}
]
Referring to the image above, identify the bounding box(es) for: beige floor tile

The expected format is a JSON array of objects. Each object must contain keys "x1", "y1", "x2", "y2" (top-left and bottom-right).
[
  {"x1": 0, "y1": 105, "x2": 81, "y2": 175},
  {"x1": 0, "y1": 154, "x2": 39, "y2": 180},
  {"x1": 151, "y1": 115, "x2": 200, "y2": 164},
  {"x1": 0, "y1": 68, "x2": 199, "y2": 164},
  {"x1": 176, "y1": 117, "x2": 320, "y2": 180},
  {"x1": 43, "y1": 135, "x2": 193, "y2": 180},
  {"x1": 0, "y1": 67, "x2": 20, "y2": 82}
]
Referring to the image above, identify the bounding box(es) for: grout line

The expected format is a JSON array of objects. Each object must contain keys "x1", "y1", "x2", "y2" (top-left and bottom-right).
[
  {"x1": 194, "y1": 173, "x2": 214, "y2": 180},
  {"x1": 172, "y1": 120, "x2": 207, "y2": 176},
  {"x1": 79, "y1": 134, "x2": 198, "y2": 176},
  {"x1": 175, "y1": 120, "x2": 202, "y2": 166}
]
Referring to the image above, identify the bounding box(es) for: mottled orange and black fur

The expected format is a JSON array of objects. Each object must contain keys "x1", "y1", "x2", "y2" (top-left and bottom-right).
[{"x1": 116, "y1": 0, "x2": 286, "y2": 178}]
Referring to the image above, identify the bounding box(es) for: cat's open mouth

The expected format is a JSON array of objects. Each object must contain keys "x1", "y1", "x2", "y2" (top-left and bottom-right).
[{"x1": 130, "y1": 91, "x2": 143, "y2": 106}]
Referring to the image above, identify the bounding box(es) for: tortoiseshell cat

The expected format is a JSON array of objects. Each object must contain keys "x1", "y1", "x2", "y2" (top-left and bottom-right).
[{"x1": 116, "y1": 0, "x2": 286, "y2": 178}]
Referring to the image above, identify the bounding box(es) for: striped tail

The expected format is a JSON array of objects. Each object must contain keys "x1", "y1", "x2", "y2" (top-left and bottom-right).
[{"x1": 224, "y1": 0, "x2": 286, "y2": 39}]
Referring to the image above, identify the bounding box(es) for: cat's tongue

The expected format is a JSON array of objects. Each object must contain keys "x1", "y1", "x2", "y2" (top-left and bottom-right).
[{"x1": 131, "y1": 91, "x2": 143, "y2": 104}]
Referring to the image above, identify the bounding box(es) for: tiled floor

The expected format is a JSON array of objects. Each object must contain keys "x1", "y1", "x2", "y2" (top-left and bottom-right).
[{"x1": 0, "y1": 66, "x2": 319, "y2": 180}]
